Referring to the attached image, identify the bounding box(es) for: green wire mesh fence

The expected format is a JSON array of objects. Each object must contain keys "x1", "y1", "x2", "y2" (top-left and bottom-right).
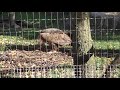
[{"x1": 0, "y1": 12, "x2": 120, "y2": 78}]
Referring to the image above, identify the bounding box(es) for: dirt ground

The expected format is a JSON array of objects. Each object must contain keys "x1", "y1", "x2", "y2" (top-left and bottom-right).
[{"x1": 0, "y1": 50, "x2": 73, "y2": 69}]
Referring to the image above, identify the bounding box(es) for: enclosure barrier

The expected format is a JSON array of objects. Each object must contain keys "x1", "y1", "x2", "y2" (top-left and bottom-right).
[
  {"x1": 0, "y1": 64, "x2": 120, "y2": 78},
  {"x1": 0, "y1": 12, "x2": 120, "y2": 78}
]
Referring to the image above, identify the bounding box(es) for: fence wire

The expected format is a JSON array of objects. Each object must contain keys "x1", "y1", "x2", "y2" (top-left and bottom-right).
[
  {"x1": 0, "y1": 12, "x2": 120, "y2": 78},
  {"x1": 0, "y1": 64, "x2": 120, "y2": 78}
]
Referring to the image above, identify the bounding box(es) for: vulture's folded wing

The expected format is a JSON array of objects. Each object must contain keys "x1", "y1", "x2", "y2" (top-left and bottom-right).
[{"x1": 40, "y1": 33, "x2": 71, "y2": 46}]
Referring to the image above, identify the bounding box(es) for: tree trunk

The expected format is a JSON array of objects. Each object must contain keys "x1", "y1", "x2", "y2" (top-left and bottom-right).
[
  {"x1": 9, "y1": 12, "x2": 15, "y2": 26},
  {"x1": 72, "y1": 12, "x2": 95, "y2": 78},
  {"x1": 9, "y1": 12, "x2": 20, "y2": 29}
]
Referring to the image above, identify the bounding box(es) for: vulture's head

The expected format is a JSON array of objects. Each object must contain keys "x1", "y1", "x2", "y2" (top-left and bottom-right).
[{"x1": 39, "y1": 28, "x2": 72, "y2": 47}]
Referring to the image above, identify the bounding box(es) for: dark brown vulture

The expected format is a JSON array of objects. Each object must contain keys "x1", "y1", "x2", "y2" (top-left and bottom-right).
[{"x1": 39, "y1": 28, "x2": 72, "y2": 51}]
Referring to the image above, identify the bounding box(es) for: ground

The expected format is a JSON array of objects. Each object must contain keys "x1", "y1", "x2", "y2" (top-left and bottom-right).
[
  {"x1": 0, "y1": 50, "x2": 74, "y2": 78},
  {"x1": 0, "y1": 49, "x2": 113, "y2": 78},
  {"x1": 0, "y1": 50, "x2": 73, "y2": 68}
]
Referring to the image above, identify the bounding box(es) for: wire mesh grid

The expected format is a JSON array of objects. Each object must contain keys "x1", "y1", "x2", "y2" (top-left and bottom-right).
[
  {"x1": 0, "y1": 64, "x2": 120, "y2": 78},
  {"x1": 0, "y1": 12, "x2": 120, "y2": 78}
]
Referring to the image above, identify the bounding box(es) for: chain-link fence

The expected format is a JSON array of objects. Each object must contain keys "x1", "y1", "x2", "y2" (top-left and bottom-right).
[{"x1": 0, "y1": 12, "x2": 120, "y2": 78}]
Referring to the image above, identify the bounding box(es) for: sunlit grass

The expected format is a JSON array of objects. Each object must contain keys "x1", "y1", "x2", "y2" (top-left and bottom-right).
[
  {"x1": 0, "y1": 35, "x2": 120, "y2": 50},
  {"x1": 94, "y1": 40, "x2": 120, "y2": 50},
  {"x1": 0, "y1": 35, "x2": 38, "y2": 46}
]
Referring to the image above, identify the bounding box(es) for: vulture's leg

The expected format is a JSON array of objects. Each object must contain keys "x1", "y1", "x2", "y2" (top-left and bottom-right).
[
  {"x1": 39, "y1": 38, "x2": 43, "y2": 51},
  {"x1": 57, "y1": 44, "x2": 60, "y2": 51},
  {"x1": 52, "y1": 43, "x2": 58, "y2": 51},
  {"x1": 39, "y1": 38, "x2": 47, "y2": 51}
]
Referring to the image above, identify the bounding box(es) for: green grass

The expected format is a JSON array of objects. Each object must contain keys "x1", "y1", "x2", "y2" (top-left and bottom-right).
[
  {"x1": 0, "y1": 34, "x2": 119, "y2": 51},
  {"x1": 0, "y1": 35, "x2": 38, "y2": 46},
  {"x1": 94, "y1": 40, "x2": 120, "y2": 50},
  {"x1": 0, "y1": 28, "x2": 40, "y2": 39},
  {"x1": 92, "y1": 32, "x2": 120, "y2": 50}
]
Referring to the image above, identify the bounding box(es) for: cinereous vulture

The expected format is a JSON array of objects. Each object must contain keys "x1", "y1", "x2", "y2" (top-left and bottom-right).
[{"x1": 39, "y1": 28, "x2": 72, "y2": 50}]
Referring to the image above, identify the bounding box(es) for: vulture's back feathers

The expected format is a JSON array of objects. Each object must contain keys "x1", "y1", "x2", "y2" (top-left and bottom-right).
[
  {"x1": 39, "y1": 28, "x2": 72, "y2": 46},
  {"x1": 40, "y1": 28, "x2": 64, "y2": 34}
]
